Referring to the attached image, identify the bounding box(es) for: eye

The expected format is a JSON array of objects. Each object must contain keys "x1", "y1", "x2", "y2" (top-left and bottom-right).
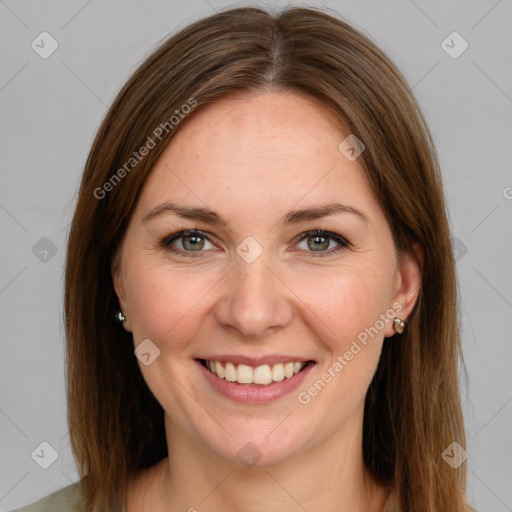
[
  {"x1": 160, "y1": 229, "x2": 216, "y2": 257},
  {"x1": 160, "y1": 228, "x2": 350, "y2": 258},
  {"x1": 294, "y1": 229, "x2": 350, "y2": 257}
]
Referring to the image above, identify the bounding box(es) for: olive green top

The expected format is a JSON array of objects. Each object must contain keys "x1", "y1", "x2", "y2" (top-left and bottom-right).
[
  {"x1": 10, "y1": 484, "x2": 88, "y2": 512},
  {"x1": 10, "y1": 483, "x2": 477, "y2": 511}
]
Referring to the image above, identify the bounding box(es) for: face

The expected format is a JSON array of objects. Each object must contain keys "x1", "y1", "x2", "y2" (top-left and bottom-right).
[{"x1": 112, "y1": 91, "x2": 421, "y2": 466}]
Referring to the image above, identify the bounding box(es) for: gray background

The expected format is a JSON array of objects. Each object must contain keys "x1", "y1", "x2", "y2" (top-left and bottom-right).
[{"x1": 1, "y1": 0, "x2": 511, "y2": 510}]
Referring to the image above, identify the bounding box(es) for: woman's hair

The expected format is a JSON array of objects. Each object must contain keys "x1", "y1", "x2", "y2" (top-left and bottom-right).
[{"x1": 65, "y1": 5, "x2": 467, "y2": 512}]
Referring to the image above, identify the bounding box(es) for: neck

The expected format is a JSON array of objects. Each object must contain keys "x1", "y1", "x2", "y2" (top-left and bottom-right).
[{"x1": 129, "y1": 411, "x2": 391, "y2": 512}]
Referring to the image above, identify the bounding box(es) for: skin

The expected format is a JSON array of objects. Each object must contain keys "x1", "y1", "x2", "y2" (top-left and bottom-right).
[{"x1": 113, "y1": 91, "x2": 422, "y2": 512}]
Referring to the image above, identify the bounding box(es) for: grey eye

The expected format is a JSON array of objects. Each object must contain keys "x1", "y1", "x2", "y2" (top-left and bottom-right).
[
  {"x1": 180, "y1": 234, "x2": 207, "y2": 251},
  {"x1": 308, "y1": 234, "x2": 330, "y2": 251},
  {"x1": 163, "y1": 230, "x2": 215, "y2": 253},
  {"x1": 297, "y1": 234, "x2": 339, "y2": 252}
]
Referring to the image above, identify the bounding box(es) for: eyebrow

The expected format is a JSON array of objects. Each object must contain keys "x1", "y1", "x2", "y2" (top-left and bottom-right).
[{"x1": 142, "y1": 201, "x2": 369, "y2": 226}]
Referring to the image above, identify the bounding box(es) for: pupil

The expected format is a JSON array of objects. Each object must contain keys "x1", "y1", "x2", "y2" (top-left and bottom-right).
[
  {"x1": 308, "y1": 235, "x2": 328, "y2": 251},
  {"x1": 184, "y1": 235, "x2": 204, "y2": 251}
]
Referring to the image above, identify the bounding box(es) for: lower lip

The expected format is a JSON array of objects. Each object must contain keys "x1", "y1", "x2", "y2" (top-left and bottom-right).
[{"x1": 196, "y1": 360, "x2": 315, "y2": 403}]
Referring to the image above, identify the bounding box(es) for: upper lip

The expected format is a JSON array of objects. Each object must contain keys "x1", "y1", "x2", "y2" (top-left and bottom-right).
[{"x1": 197, "y1": 355, "x2": 315, "y2": 366}]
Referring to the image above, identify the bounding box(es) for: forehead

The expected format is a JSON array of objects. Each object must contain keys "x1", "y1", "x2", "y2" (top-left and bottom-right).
[{"x1": 134, "y1": 91, "x2": 379, "y2": 221}]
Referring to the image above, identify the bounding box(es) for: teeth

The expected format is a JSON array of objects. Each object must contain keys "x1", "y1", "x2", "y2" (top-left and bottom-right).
[
  {"x1": 215, "y1": 361, "x2": 224, "y2": 379},
  {"x1": 253, "y1": 365, "x2": 272, "y2": 385},
  {"x1": 293, "y1": 362, "x2": 303, "y2": 373},
  {"x1": 225, "y1": 362, "x2": 237, "y2": 382},
  {"x1": 203, "y1": 360, "x2": 308, "y2": 386},
  {"x1": 236, "y1": 364, "x2": 253, "y2": 384},
  {"x1": 271, "y1": 364, "x2": 284, "y2": 382}
]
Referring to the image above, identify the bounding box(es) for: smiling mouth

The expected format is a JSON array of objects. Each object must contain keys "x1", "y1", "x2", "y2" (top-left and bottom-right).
[{"x1": 198, "y1": 359, "x2": 315, "y2": 386}]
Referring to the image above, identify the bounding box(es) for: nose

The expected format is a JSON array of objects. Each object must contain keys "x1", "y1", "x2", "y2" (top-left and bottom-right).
[{"x1": 213, "y1": 251, "x2": 293, "y2": 340}]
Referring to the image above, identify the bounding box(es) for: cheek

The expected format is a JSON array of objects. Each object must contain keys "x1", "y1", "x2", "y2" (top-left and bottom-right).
[
  {"x1": 291, "y1": 271, "x2": 390, "y2": 442},
  {"x1": 125, "y1": 260, "x2": 214, "y2": 345},
  {"x1": 299, "y1": 269, "x2": 390, "y2": 352}
]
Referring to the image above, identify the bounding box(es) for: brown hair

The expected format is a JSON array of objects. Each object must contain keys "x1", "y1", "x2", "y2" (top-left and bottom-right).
[{"x1": 65, "y1": 5, "x2": 468, "y2": 511}]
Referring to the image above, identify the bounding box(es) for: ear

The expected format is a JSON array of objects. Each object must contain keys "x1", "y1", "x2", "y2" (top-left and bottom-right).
[
  {"x1": 111, "y1": 252, "x2": 132, "y2": 332},
  {"x1": 384, "y1": 242, "x2": 423, "y2": 338}
]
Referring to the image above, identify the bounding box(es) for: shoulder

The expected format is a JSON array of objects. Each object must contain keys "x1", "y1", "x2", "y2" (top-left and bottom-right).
[
  {"x1": 382, "y1": 488, "x2": 479, "y2": 512},
  {"x1": 9, "y1": 483, "x2": 86, "y2": 512}
]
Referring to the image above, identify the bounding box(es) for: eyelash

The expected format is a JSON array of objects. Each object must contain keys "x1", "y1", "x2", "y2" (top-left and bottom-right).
[{"x1": 159, "y1": 226, "x2": 351, "y2": 258}]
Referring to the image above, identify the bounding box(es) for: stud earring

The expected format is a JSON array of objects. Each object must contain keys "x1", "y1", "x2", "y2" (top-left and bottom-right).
[
  {"x1": 393, "y1": 317, "x2": 405, "y2": 334},
  {"x1": 115, "y1": 310, "x2": 126, "y2": 327}
]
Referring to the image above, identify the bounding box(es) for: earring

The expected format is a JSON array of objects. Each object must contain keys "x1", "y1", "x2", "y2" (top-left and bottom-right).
[
  {"x1": 393, "y1": 317, "x2": 405, "y2": 334},
  {"x1": 115, "y1": 310, "x2": 126, "y2": 327}
]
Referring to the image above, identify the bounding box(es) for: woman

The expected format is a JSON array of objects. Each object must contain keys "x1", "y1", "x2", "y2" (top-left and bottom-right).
[{"x1": 12, "y1": 5, "x2": 474, "y2": 512}]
